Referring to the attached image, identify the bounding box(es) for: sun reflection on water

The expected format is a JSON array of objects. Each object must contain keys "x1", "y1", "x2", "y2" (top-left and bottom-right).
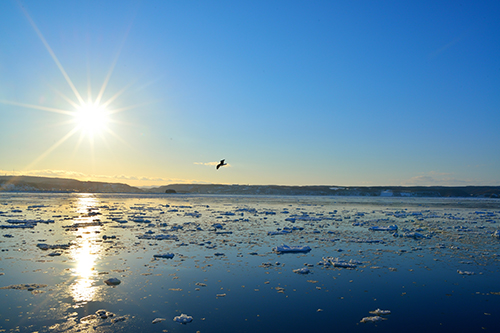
[{"x1": 68, "y1": 194, "x2": 103, "y2": 304}]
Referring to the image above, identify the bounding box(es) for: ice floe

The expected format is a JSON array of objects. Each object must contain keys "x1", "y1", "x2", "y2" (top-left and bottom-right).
[
  {"x1": 360, "y1": 316, "x2": 386, "y2": 323},
  {"x1": 273, "y1": 244, "x2": 311, "y2": 253},
  {"x1": 0, "y1": 283, "x2": 47, "y2": 291},
  {"x1": 37, "y1": 243, "x2": 71, "y2": 250},
  {"x1": 293, "y1": 267, "x2": 310, "y2": 274},
  {"x1": 322, "y1": 257, "x2": 360, "y2": 268},
  {"x1": 154, "y1": 253, "x2": 175, "y2": 259},
  {"x1": 369, "y1": 225, "x2": 398, "y2": 231},
  {"x1": 104, "y1": 278, "x2": 121, "y2": 285},
  {"x1": 173, "y1": 313, "x2": 193, "y2": 324},
  {"x1": 152, "y1": 318, "x2": 166, "y2": 324},
  {"x1": 369, "y1": 308, "x2": 391, "y2": 315},
  {"x1": 268, "y1": 230, "x2": 292, "y2": 235}
]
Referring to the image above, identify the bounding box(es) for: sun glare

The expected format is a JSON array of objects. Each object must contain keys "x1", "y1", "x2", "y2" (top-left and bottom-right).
[
  {"x1": 0, "y1": 4, "x2": 140, "y2": 172},
  {"x1": 75, "y1": 103, "x2": 110, "y2": 135}
]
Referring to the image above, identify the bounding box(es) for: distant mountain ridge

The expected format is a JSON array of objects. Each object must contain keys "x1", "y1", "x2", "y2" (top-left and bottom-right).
[
  {"x1": 151, "y1": 183, "x2": 500, "y2": 198},
  {"x1": 0, "y1": 176, "x2": 142, "y2": 193},
  {"x1": 1, "y1": 175, "x2": 499, "y2": 198}
]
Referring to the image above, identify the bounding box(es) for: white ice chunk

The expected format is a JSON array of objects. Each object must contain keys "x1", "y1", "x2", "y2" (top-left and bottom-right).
[
  {"x1": 268, "y1": 230, "x2": 292, "y2": 235},
  {"x1": 369, "y1": 308, "x2": 391, "y2": 315},
  {"x1": 273, "y1": 244, "x2": 311, "y2": 253},
  {"x1": 293, "y1": 267, "x2": 310, "y2": 274},
  {"x1": 173, "y1": 313, "x2": 193, "y2": 324},
  {"x1": 154, "y1": 253, "x2": 175, "y2": 259},
  {"x1": 369, "y1": 225, "x2": 397, "y2": 231},
  {"x1": 361, "y1": 316, "x2": 386, "y2": 323},
  {"x1": 323, "y1": 257, "x2": 358, "y2": 268},
  {"x1": 152, "y1": 318, "x2": 166, "y2": 324},
  {"x1": 104, "y1": 278, "x2": 121, "y2": 286}
]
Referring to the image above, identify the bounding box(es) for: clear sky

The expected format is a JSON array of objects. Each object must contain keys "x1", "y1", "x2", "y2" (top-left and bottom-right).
[{"x1": 1, "y1": 0, "x2": 499, "y2": 187}]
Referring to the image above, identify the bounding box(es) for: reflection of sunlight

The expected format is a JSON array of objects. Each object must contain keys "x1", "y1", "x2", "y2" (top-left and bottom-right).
[{"x1": 69, "y1": 194, "x2": 102, "y2": 304}]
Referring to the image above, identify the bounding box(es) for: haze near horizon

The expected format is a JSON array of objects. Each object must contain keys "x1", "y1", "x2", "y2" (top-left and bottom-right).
[{"x1": 1, "y1": 0, "x2": 499, "y2": 187}]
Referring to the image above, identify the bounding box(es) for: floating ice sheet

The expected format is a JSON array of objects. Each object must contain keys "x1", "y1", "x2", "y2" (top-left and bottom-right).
[
  {"x1": 293, "y1": 267, "x2": 310, "y2": 274},
  {"x1": 104, "y1": 278, "x2": 121, "y2": 286},
  {"x1": 273, "y1": 244, "x2": 311, "y2": 253},
  {"x1": 173, "y1": 314, "x2": 193, "y2": 324},
  {"x1": 369, "y1": 308, "x2": 391, "y2": 315},
  {"x1": 369, "y1": 225, "x2": 397, "y2": 231},
  {"x1": 360, "y1": 316, "x2": 386, "y2": 323},
  {"x1": 154, "y1": 253, "x2": 175, "y2": 259}
]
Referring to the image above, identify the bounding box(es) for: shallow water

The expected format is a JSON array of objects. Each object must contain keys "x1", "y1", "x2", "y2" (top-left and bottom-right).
[{"x1": 1, "y1": 193, "x2": 500, "y2": 332}]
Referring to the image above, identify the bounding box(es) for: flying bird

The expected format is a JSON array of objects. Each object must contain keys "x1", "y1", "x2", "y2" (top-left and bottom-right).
[{"x1": 216, "y1": 159, "x2": 227, "y2": 170}]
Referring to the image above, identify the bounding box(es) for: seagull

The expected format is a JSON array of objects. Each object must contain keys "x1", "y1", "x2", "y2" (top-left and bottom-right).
[{"x1": 216, "y1": 159, "x2": 227, "y2": 170}]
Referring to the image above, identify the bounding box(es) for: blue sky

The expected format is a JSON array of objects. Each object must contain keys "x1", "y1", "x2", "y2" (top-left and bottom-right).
[{"x1": 1, "y1": 0, "x2": 499, "y2": 186}]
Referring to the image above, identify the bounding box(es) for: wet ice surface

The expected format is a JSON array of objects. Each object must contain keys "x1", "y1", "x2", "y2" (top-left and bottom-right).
[{"x1": 1, "y1": 193, "x2": 500, "y2": 332}]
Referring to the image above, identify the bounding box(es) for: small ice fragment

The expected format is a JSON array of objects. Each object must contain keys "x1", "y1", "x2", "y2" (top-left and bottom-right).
[
  {"x1": 95, "y1": 309, "x2": 108, "y2": 318},
  {"x1": 152, "y1": 318, "x2": 166, "y2": 324},
  {"x1": 273, "y1": 244, "x2": 311, "y2": 253},
  {"x1": 293, "y1": 267, "x2": 310, "y2": 274},
  {"x1": 112, "y1": 316, "x2": 126, "y2": 323},
  {"x1": 360, "y1": 316, "x2": 386, "y2": 323},
  {"x1": 173, "y1": 313, "x2": 193, "y2": 324},
  {"x1": 457, "y1": 270, "x2": 475, "y2": 275},
  {"x1": 80, "y1": 314, "x2": 97, "y2": 321},
  {"x1": 369, "y1": 225, "x2": 397, "y2": 231},
  {"x1": 493, "y1": 230, "x2": 500, "y2": 239},
  {"x1": 104, "y1": 278, "x2": 121, "y2": 286},
  {"x1": 323, "y1": 257, "x2": 357, "y2": 268},
  {"x1": 268, "y1": 230, "x2": 292, "y2": 235},
  {"x1": 216, "y1": 293, "x2": 227, "y2": 297},
  {"x1": 369, "y1": 308, "x2": 391, "y2": 315},
  {"x1": 154, "y1": 253, "x2": 174, "y2": 259}
]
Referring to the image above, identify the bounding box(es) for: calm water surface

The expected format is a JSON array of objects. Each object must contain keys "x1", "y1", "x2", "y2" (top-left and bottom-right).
[{"x1": 1, "y1": 193, "x2": 499, "y2": 332}]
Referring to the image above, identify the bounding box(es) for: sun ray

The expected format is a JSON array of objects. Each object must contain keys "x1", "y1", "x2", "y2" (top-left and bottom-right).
[
  {"x1": 0, "y1": 100, "x2": 74, "y2": 116},
  {"x1": 107, "y1": 100, "x2": 159, "y2": 115},
  {"x1": 95, "y1": 19, "x2": 134, "y2": 105},
  {"x1": 9, "y1": 3, "x2": 145, "y2": 179},
  {"x1": 24, "y1": 126, "x2": 80, "y2": 171},
  {"x1": 19, "y1": 3, "x2": 85, "y2": 105},
  {"x1": 104, "y1": 127, "x2": 134, "y2": 149},
  {"x1": 86, "y1": 52, "x2": 92, "y2": 104},
  {"x1": 100, "y1": 80, "x2": 136, "y2": 109},
  {"x1": 51, "y1": 87, "x2": 81, "y2": 109},
  {"x1": 70, "y1": 132, "x2": 86, "y2": 160}
]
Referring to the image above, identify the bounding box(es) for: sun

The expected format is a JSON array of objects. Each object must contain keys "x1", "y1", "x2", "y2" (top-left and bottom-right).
[
  {"x1": 0, "y1": 4, "x2": 142, "y2": 171},
  {"x1": 74, "y1": 103, "x2": 110, "y2": 136}
]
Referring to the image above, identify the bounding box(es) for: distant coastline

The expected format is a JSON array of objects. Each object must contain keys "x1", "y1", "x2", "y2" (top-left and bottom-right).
[{"x1": 0, "y1": 175, "x2": 499, "y2": 198}]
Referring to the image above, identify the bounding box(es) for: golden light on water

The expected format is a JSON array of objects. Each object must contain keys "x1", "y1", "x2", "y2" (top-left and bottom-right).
[{"x1": 69, "y1": 194, "x2": 102, "y2": 304}]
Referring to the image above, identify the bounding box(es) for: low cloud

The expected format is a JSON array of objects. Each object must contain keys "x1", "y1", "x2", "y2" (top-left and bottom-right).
[
  {"x1": 194, "y1": 162, "x2": 218, "y2": 166},
  {"x1": 194, "y1": 161, "x2": 231, "y2": 167},
  {"x1": 402, "y1": 172, "x2": 480, "y2": 186}
]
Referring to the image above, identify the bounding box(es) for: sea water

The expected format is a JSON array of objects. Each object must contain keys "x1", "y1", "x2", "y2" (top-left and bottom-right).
[{"x1": 1, "y1": 193, "x2": 499, "y2": 332}]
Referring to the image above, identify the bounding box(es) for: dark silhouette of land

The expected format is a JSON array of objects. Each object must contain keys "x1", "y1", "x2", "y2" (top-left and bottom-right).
[{"x1": 1, "y1": 176, "x2": 499, "y2": 198}]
